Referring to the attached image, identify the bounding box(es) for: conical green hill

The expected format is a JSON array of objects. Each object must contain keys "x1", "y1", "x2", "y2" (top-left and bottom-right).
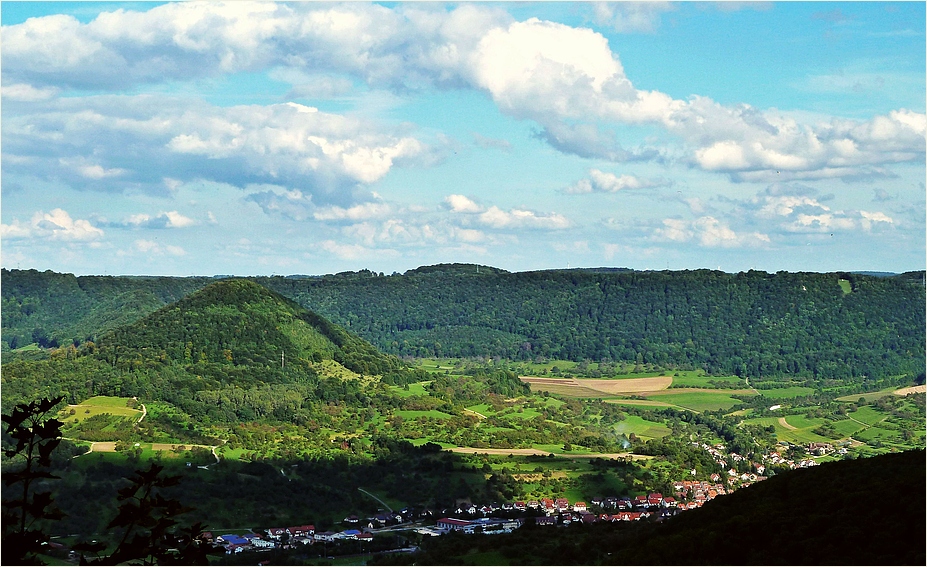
[{"x1": 94, "y1": 279, "x2": 410, "y2": 378}]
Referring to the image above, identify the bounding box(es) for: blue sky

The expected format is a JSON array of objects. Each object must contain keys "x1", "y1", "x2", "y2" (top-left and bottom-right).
[{"x1": 2, "y1": 1, "x2": 924, "y2": 276}]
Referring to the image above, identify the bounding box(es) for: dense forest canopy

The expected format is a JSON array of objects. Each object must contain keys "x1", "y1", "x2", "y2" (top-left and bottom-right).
[
  {"x1": 1, "y1": 279, "x2": 431, "y2": 421},
  {"x1": 3, "y1": 266, "x2": 924, "y2": 383}
]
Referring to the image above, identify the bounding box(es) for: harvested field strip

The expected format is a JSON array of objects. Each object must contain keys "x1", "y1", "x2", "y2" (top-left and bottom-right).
[
  {"x1": 894, "y1": 385, "x2": 926, "y2": 396},
  {"x1": 522, "y1": 376, "x2": 674, "y2": 397},
  {"x1": 778, "y1": 417, "x2": 797, "y2": 431},
  {"x1": 574, "y1": 376, "x2": 672, "y2": 394}
]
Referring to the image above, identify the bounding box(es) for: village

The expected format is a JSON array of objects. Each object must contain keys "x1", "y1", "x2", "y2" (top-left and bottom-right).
[{"x1": 198, "y1": 441, "x2": 832, "y2": 556}]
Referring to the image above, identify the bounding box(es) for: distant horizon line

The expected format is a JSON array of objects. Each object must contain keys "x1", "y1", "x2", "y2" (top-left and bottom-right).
[{"x1": 3, "y1": 264, "x2": 923, "y2": 279}]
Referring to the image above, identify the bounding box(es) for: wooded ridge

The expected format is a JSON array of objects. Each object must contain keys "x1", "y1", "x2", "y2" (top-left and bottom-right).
[{"x1": 4, "y1": 266, "x2": 923, "y2": 383}]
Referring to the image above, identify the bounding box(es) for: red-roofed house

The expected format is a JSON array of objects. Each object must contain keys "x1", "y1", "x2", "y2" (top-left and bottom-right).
[{"x1": 287, "y1": 525, "x2": 315, "y2": 537}]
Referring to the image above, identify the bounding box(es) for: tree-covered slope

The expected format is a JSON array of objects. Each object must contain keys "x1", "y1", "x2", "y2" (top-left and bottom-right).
[
  {"x1": 1, "y1": 280, "x2": 425, "y2": 420},
  {"x1": 3, "y1": 266, "x2": 924, "y2": 382},
  {"x1": 258, "y1": 268, "x2": 926, "y2": 382},
  {"x1": 1, "y1": 268, "x2": 210, "y2": 349},
  {"x1": 95, "y1": 278, "x2": 410, "y2": 378}
]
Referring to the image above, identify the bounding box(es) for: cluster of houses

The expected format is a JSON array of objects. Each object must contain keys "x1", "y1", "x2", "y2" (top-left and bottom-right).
[
  {"x1": 434, "y1": 493, "x2": 690, "y2": 533},
  {"x1": 694, "y1": 441, "x2": 824, "y2": 486},
  {"x1": 200, "y1": 524, "x2": 379, "y2": 555},
  {"x1": 201, "y1": 440, "x2": 850, "y2": 555}
]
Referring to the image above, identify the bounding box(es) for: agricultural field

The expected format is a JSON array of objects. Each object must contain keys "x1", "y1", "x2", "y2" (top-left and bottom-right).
[
  {"x1": 604, "y1": 399, "x2": 679, "y2": 409},
  {"x1": 757, "y1": 386, "x2": 817, "y2": 399},
  {"x1": 668, "y1": 372, "x2": 746, "y2": 389},
  {"x1": 744, "y1": 415, "x2": 832, "y2": 445},
  {"x1": 520, "y1": 375, "x2": 673, "y2": 397},
  {"x1": 643, "y1": 390, "x2": 749, "y2": 412},
  {"x1": 835, "y1": 386, "x2": 903, "y2": 403}
]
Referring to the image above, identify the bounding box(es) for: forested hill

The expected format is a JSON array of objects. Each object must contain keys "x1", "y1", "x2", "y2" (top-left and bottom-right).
[
  {"x1": 3, "y1": 267, "x2": 925, "y2": 382},
  {"x1": 94, "y1": 279, "x2": 413, "y2": 380},
  {"x1": 1, "y1": 279, "x2": 427, "y2": 417}
]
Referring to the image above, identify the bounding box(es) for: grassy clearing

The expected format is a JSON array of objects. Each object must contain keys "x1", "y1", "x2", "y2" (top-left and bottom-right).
[
  {"x1": 783, "y1": 414, "x2": 828, "y2": 429},
  {"x1": 387, "y1": 381, "x2": 432, "y2": 398},
  {"x1": 837, "y1": 279, "x2": 852, "y2": 294},
  {"x1": 835, "y1": 386, "x2": 899, "y2": 403},
  {"x1": 59, "y1": 396, "x2": 142, "y2": 425},
  {"x1": 669, "y1": 373, "x2": 745, "y2": 388},
  {"x1": 466, "y1": 403, "x2": 494, "y2": 416},
  {"x1": 854, "y1": 426, "x2": 900, "y2": 443},
  {"x1": 613, "y1": 416, "x2": 672, "y2": 440},
  {"x1": 847, "y1": 406, "x2": 886, "y2": 426},
  {"x1": 414, "y1": 358, "x2": 466, "y2": 376},
  {"x1": 830, "y1": 419, "x2": 866, "y2": 437},
  {"x1": 643, "y1": 391, "x2": 745, "y2": 412},
  {"x1": 759, "y1": 386, "x2": 816, "y2": 399}
]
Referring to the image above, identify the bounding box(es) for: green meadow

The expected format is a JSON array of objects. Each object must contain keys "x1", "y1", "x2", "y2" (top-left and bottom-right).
[
  {"x1": 669, "y1": 373, "x2": 745, "y2": 388},
  {"x1": 835, "y1": 386, "x2": 900, "y2": 403},
  {"x1": 759, "y1": 386, "x2": 816, "y2": 399},
  {"x1": 59, "y1": 396, "x2": 143, "y2": 426},
  {"x1": 613, "y1": 415, "x2": 672, "y2": 441},
  {"x1": 646, "y1": 391, "x2": 746, "y2": 412},
  {"x1": 847, "y1": 406, "x2": 887, "y2": 426}
]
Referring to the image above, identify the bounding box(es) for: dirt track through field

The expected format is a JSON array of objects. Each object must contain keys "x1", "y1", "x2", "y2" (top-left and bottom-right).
[{"x1": 777, "y1": 417, "x2": 798, "y2": 431}]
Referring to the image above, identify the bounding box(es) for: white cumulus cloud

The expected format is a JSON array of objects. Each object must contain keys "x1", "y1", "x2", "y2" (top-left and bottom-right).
[
  {"x1": 0, "y1": 209, "x2": 104, "y2": 241},
  {"x1": 478, "y1": 206, "x2": 570, "y2": 230},
  {"x1": 565, "y1": 169, "x2": 667, "y2": 194},
  {"x1": 653, "y1": 216, "x2": 770, "y2": 248},
  {"x1": 445, "y1": 194, "x2": 483, "y2": 213}
]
